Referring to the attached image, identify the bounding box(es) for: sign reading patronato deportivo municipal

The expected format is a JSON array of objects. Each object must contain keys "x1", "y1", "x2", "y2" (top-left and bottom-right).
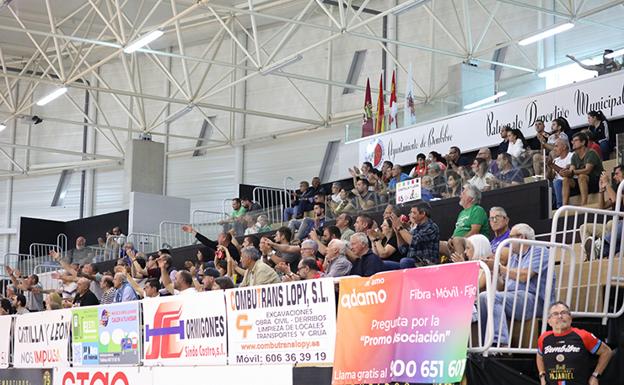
[
  {"x1": 142, "y1": 291, "x2": 228, "y2": 366},
  {"x1": 332, "y1": 262, "x2": 479, "y2": 384},
  {"x1": 13, "y1": 309, "x2": 72, "y2": 368},
  {"x1": 226, "y1": 278, "x2": 336, "y2": 365},
  {"x1": 359, "y1": 70, "x2": 624, "y2": 169}
]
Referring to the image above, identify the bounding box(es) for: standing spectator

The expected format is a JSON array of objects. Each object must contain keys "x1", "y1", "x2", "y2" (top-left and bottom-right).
[
  {"x1": 240, "y1": 247, "x2": 280, "y2": 287},
  {"x1": 478, "y1": 224, "x2": 552, "y2": 346},
  {"x1": 409, "y1": 153, "x2": 428, "y2": 178},
  {"x1": 66, "y1": 236, "x2": 93, "y2": 265},
  {"x1": 182, "y1": 225, "x2": 241, "y2": 262},
  {"x1": 394, "y1": 201, "x2": 440, "y2": 267},
  {"x1": 562, "y1": 132, "x2": 604, "y2": 206},
  {"x1": 468, "y1": 158, "x2": 495, "y2": 191},
  {"x1": 368, "y1": 219, "x2": 403, "y2": 271},
  {"x1": 547, "y1": 138, "x2": 574, "y2": 209},
  {"x1": 587, "y1": 110, "x2": 613, "y2": 160},
  {"x1": 495, "y1": 152, "x2": 524, "y2": 187},
  {"x1": 536, "y1": 301, "x2": 612, "y2": 385},
  {"x1": 567, "y1": 49, "x2": 622, "y2": 76},
  {"x1": 4, "y1": 266, "x2": 43, "y2": 312},
  {"x1": 73, "y1": 278, "x2": 100, "y2": 307},
  {"x1": 347, "y1": 232, "x2": 384, "y2": 277},
  {"x1": 113, "y1": 273, "x2": 138, "y2": 303},
  {"x1": 336, "y1": 213, "x2": 355, "y2": 241},
  {"x1": 100, "y1": 276, "x2": 116, "y2": 304},
  {"x1": 323, "y1": 240, "x2": 353, "y2": 277}
]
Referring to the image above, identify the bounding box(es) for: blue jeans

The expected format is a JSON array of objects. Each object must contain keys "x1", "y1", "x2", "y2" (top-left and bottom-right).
[
  {"x1": 603, "y1": 221, "x2": 623, "y2": 257},
  {"x1": 553, "y1": 179, "x2": 563, "y2": 209},
  {"x1": 599, "y1": 139, "x2": 610, "y2": 160},
  {"x1": 478, "y1": 290, "x2": 542, "y2": 345},
  {"x1": 382, "y1": 258, "x2": 417, "y2": 271},
  {"x1": 289, "y1": 218, "x2": 315, "y2": 241}
]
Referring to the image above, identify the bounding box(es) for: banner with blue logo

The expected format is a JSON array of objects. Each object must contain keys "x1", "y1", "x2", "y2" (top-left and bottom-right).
[{"x1": 71, "y1": 302, "x2": 141, "y2": 365}]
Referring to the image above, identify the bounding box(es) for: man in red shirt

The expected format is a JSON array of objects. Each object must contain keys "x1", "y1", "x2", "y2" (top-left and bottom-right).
[{"x1": 536, "y1": 302, "x2": 612, "y2": 385}]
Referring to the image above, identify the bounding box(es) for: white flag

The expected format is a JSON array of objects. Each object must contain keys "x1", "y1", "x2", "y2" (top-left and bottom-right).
[{"x1": 403, "y1": 63, "x2": 417, "y2": 127}]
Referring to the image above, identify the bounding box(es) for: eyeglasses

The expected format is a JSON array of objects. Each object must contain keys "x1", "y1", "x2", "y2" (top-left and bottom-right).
[
  {"x1": 549, "y1": 310, "x2": 571, "y2": 318},
  {"x1": 489, "y1": 215, "x2": 506, "y2": 222}
]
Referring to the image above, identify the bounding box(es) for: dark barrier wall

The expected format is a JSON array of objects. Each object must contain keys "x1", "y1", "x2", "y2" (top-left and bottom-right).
[{"x1": 19, "y1": 210, "x2": 129, "y2": 255}]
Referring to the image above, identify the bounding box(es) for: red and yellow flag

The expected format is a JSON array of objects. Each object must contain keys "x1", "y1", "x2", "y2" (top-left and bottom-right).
[
  {"x1": 388, "y1": 70, "x2": 398, "y2": 130},
  {"x1": 375, "y1": 74, "x2": 385, "y2": 134}
]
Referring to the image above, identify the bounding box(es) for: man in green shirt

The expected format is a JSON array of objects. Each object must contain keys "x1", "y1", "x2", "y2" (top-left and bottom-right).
[
  {"x1": 440, "y1": 184, "x2": 490, "y2": 258},
  {"x1": 561, "y1": 132, "x2": 604, "y2": 206}
]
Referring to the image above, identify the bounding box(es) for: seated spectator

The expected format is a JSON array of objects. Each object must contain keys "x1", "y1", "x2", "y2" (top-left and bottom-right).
[
  {"x1": 348, "y1": 161, "x2": 374, "y2": 181},
  {"x1": 100, "y1": 276, "x2": 116, "y2": 304},
  {"x1": 354, "y1": 213, "x2": 375, "y2": 233},
  {"x1": 419, "y1": 176, "x2": 435, "y2": 201},
  {"x1": 442, "y1": 171, "x2": 462, "y2": 198},
  {"x1": 387, "y1": 164, "x2": 410, "y2": 191},
  {"x1": 452, "y1": 234, "x2": 492, "y2": 264},
  {"x1": 289, "y1": 202, "x2": 325, "y2": 241},
  {"x1": 394, "y1": 200, "x2": 440, "y2": 267},
  {"x1": 347, "y1": 232, "x2": 384, "y2": 277},
  {"x1": 368, "y1": 171, "x2": 388, "y2": 203},
  {"x1": 327, "y1": 182, "x2": 342, "y2": 210},
  {"x1": 281, "y1": 258, "x2": 323, "y2": 282},
  {"x1": 369, "y1": 219, "x2": 404, "y2": 271},
  {"x1": 587, "y1": 110, "x2": 612, "y2": 160},
  {"x1": 264, "y1": 227, "x2": 301, "y2": 272},
  {"x1": 46, "y1": 292, "x2": 63, "y2": 310},
  {"x1": 113, "y1": 272, "x2": 138, "y2": 302},
  {"x1": 584, "y1": 130, "x2": 603, "y2": 159},
  {"x1": 445, "y1": 146, "x2": 472, "y2": 170},
  {"x1": 283, "y1": 181, "x2": 316, "y2": 221},
  {"x1": 495, "y1": 152, "x2": 523, "y2": 187},
  {"x1": 468, "y1": 158, "x2": 495, "y2": 191},
  {"x1": 547, "y1": 138, "x2": 574, "y2": 209},
  {"x1": 409, "y1": 153, "x2": 427, "y2": 178},
  {"x1": 66, "y1": 236, "x2": 93, "y2": 265},
  {"x1": 241, "y1": 197, "x2": 262, "y2": 213},
  {"x1": 427, "y1": 162, "x2": 448, "y2": 197},
  {"x1": 214, "y1": 276, "x2": 235, "y2": 290},
  {"x1": 0, "y1": 298, "x2": 14, "y2": 315},
  {"x1": 245, "y1": 214, "x2": 271, "y2": 235},
  {"x1": 440, "y1": 184, "x2": 489, "y2": 257},
  {"x1": 227, "y1": 198, "x2": 248, "y2": 234},
  {"x1": 14, "y1": 294, "x2": 29, "y2": 314},
  {"x1": 383, "y1": 203, "x2": 399, "y2": 221},
  {"x1": 506, "y1": 128, "x2": 528, "y2": 160},
  {"x1": 489, "y1": 207, "x2": 511, "y2": 261},
  {"x1": 323, "y1": 239, "x2": 353, "y2": 277},
  {"x1": 497, "y1": 125, "x2": 510, "y2": 156},
  {"x1": 540, "y1": 117, "x2": 569, "y2": 153},
  {"x1": 336, "y1": 213, "x2": 355, "y2": 241},
  {"x1": 478, "y1": 224, "x2": 553, "y2": 346},
  {"x1": 476, "y1": 147, "x2": 499, "y2": 175},
  {"x1": 182, "y1": 225, "x2": 241, "y2": 262},
  {"x1": 428, "y1": 151, "x2": 447, "y2": 171},
  {"x1": 562, "y1": 132, "x2": 604, "y2": 206},
  {"x1": 332, "y1": 189, "x2": 357, "y2": 216},
  {"x1": 240, "y1": 247, "x2": 280, "y2": 287},
  {"x1": 352, "y1": 179, "x2": 377, "y2": 211},
  {"x1": 310, "y1": 176, "x2": 326, "y2": 196},
  {"x1": 309, "y1": 225, "x2": 341, "y2": 256},
  {"x1": 73, "y1": 277, "x2": 100, "y2": 307},
  {"x1": 381, "y1": 161, "x2": 394, "y2": 184}
]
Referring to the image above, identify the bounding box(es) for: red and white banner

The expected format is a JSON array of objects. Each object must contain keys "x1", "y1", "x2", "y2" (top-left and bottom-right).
[
  {"x1": 13, "y1": 309, "x2": 71, "y2": 368},
  {"x1": 226, "y1": 278, "x2": 336, "y2": 365},
  {"x1": 0, "y1": 316, "x2": 11, "y2": 368},
  {"x1": 54, "y1": 367, "x2": 151, "y2": 385},
  {"x1": 356, "y1": 69, "x2": 624, "y2": 169},
  {"x1": 142, "y1": 291, "x2": 228, "y2": 366}
]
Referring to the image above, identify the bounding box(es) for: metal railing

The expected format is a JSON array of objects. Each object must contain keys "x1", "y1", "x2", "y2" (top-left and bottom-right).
[
  {"x1": 159, "y1": 221, "x2": 196, "y2": 250},
  {"x1": 483, "y1": 238, "x2": 576, "y2": 354},
  {"x1": 191, "y1": 210, "x2": 228, "y2": 241},
  {"x1": 251, "y1": 177, "x2": 295, "y2": 226},
  {"x1": 34, "y1": 263, "x2": 62, "y2": 292},
  {"x1": 127, "y1": 233, "x2": 161, "y2": 255}
]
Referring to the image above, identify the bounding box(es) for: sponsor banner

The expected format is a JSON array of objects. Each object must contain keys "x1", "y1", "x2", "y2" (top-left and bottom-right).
[
  {"x1": 333, "y1": 262, "x2": 480, "y2": 384},
  {"x1": 359, "y1": 70, "x2": 624, "y2": 168},
  {"x1": 53, "y1": 367, "x2": 150, "y2": 385},
  {"x1": 142, "y1": 291, "x2": 228, "y2": 366},
  {"x1": 13, "y1": 309, "x2": 71, "y2": 368},
  {"x1": 151, "y1": 365, "x2": 293, "y2": 385},
  {"x1": 71, "y1": 302, "x2": 141, "y2": 366},
  {"x1": 396, "y1": 178, "x2": 421, "y2": 204},
  {"x1": 226, "y1": 279, "x2": 336, "y2": 365},
  {"x1": 0, "y1": 316, "x2": 11, "y2": 368},
  {"x1": 0, "y1": 368, "x2": 53, "y2": 385}
]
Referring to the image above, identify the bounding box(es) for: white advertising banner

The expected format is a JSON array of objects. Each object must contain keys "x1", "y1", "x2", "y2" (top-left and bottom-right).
[
  {"x1": 142, "y1": 291, "x2": 228, "y2": 366},
  {"x1": 151, "y1": 365, "x2": 293, "y2": 385},
  {"x1": 396, "y1": 178, "x2": 421, "y2": 204},
  {"x1": 13, "y1": 309, "x2": 71, "y2": 368},
  {"x1": 54, "y1": 367, "x2": 151, "y2": 385},
  {"x1": 0, "y1": 316, "x2": 11, "y2": 368},
  {"x1": 226, "y1": 278, "x2": 336, "y2": 365},
  {"x1": 359, "y1": 70, "x2": 624, "y2": 168}
]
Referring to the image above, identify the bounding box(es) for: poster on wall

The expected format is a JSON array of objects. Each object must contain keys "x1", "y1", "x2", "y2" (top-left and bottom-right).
[
  {"x1": 13, "y1": 309, "x2": 71, "y2": 368},
  {"x1": 0, "y1": 316, "x2": 11, "y2": 368},
  {"x1": 71, "y1": 302, "x2": 141, "y2": 366},
  {"x1": 142, "y1": 291, "x2": 228, "y2": 366},
  {"x1": 332, "y1": 262, "x2": 479, "y2": 384},
  {"x1": 53, "y1": 367, "x2": 150, "y2": 385},
  {"x1": 0, "y1": 368, "x2": 53, "y2": 385},
  {"x1": 358, "y1": 70, "x2": 624, "y2": 169},
  {"x1": 226, "y1": 278, "x2": 336, "y2": 365}
]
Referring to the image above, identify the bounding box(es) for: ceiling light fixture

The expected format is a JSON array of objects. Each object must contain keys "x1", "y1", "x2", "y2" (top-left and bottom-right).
[
  {"x1": 123, "y1": 30, "x2": 164, "y2": 54},
  {"x1": 36, "y1": 87, "x2": 68, "y2": 106},
  {"x1": 260, "y1": 54, "x2": 303, "y2": 76},
  {"x1": 0, "y1": 123, "x2": 6, "y2": 132},
  {"x1": 464, "y1": 91, "x2": 507, "y2": 110},
  {"x1": 518, "y1": 23, "x2": 574, "y2": 46},
  {"x1": 166, "y1": 104, "x2": 195, "y2": 123}
]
